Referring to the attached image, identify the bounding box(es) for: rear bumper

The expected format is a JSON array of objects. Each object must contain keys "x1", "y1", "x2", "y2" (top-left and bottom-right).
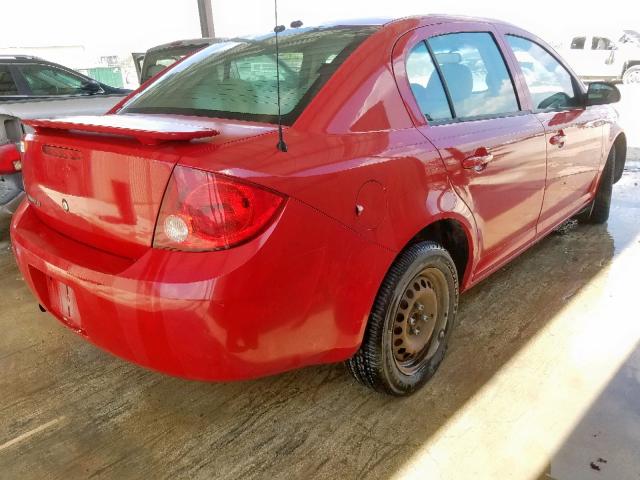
[{"x1": 11, "y1": 199, "x2": 392, "y2": 381}]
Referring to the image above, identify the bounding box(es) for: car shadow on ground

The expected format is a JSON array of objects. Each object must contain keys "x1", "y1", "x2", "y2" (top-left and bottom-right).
[{"x1": 1, "y1": 173, "x2": 639, "y2": 479}]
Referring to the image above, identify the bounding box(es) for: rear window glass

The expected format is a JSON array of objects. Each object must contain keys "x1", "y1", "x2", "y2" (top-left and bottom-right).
[
  {"x1": 427, "y1": 32, "x2": 520, "y2": 119},
  {"x1": 141, "y1": 45, "x2": 205, "y2": 83},
  {"x1": 406, "y1": 42, "x2": 453, "y2": 122},
  {"x1": 122, "y1": 26, "x2": 378, "y2": 125}
]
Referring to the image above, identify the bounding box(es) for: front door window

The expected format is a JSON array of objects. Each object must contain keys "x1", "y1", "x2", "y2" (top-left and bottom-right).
[
  {"x1": 19, "y1": 64, "x2": 88, "y2": 96},
  {"x1": 506, "y1": 36, "x2": 580, "y2": 111}
]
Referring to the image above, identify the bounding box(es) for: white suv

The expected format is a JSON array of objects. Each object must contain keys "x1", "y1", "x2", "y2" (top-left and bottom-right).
[{"x1": 560, "y1": 30, "x2": 640, "y2": 84}]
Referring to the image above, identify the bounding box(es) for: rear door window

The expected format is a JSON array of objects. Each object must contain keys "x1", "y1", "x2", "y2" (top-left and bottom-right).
[
  {"x1": 592, "y1": 37, "x2": 614, "y2": 50},
  {"x1": 506, "y1": 35, "x2": 580, "y2": 111},
  {"x1": 427, "y1": 32, "x2": 520, "y2": 120},
  {"x1": 0, "y1": 65, "x2": 19, "y2": 96},
  {"x1": 406, "y1": 42, "x2": 453, "y2": 122},
  {"x1": 19, "y1": 64, "x2": 88, "y2": 96}
]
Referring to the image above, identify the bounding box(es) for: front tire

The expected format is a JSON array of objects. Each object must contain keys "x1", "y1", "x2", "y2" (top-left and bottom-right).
[
  {"x1": 346, "y1": 242, "x2": 459, "y2": 396},
  {"x1": 577, "y1": 146, "x2": 615, "y2": 225}
]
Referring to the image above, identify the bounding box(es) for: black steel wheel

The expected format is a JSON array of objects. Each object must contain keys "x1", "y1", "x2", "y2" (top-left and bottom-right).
[{"x1": 346, "y1": 241, "x2": 459, "y2": 396}]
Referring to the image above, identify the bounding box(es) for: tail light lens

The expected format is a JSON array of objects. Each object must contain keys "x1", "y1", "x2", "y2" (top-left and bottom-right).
[
  {"x1": 153, "y1": 166, "x2": 285, "y2": 251},
  {"x1": 0, "y1": 143, "x2": 21, "y2": 174}
]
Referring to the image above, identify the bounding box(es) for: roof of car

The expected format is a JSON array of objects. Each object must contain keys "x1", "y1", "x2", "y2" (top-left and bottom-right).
[
  {"x1": 146, "y1": 37, "x2": 227, "y2": 53},
  {"x1": 143, "y1": 20, "x2": 393, "y2": 53},
  {"x1": 0, "y1": 55, "x2": 45, "y2": 63},
  {"x1": 0, "y1": 56, "x2": 85, "y2": 71},
  {"x1": 323, "y1": 14, "x2": 516, "y2": 28},
  {"x1": 146, "y1": 15, "x2": 517, "y2": 55}
]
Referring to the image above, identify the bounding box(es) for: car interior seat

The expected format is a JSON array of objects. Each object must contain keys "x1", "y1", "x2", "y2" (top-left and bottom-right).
[{"x1": 438, "y1": 63, "x2": 473, "y2": 103}]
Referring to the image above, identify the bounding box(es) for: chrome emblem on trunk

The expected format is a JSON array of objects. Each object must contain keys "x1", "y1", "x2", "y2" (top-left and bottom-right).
[{"x1": 61, "y1": 199, "x2": 69, "y2": 212}]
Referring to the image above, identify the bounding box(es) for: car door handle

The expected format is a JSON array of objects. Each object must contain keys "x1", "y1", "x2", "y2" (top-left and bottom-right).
[
  {"x1": 550, "y1": 130, "x2": 567, "y2": 148},
  {"x1": 462, "y1": 148, "x2": 494, "y2": 172}
]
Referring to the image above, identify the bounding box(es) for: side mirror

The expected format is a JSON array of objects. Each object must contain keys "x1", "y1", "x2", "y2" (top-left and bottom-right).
[
  {"x1": 586, "y1": 82, "x2": 621, "y2": 106},
  {"x1": 81, "y1": 80, "x2": 102, "y2": 94}
]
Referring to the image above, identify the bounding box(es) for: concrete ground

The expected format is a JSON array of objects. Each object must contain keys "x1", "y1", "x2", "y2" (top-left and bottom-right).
[{"x1": 0, "y1": 87, "x2": 639, "y2": 480}]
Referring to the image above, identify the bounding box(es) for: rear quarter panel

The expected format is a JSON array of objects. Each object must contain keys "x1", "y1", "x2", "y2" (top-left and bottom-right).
[
  {"x1": 174, "y1": 20, "x2": 480, "y2": 287},
  {"x1": 177, "y1": 131, "x2": 479, "y2": 290}
]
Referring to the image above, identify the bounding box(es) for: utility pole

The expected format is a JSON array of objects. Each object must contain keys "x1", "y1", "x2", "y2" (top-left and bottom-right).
[{"x1": 197, "y1": 0, "x2": 215, "y2": 38}]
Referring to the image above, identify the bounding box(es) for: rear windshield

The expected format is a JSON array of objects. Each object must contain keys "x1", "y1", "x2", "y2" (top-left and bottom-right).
[{"x1": 121, "y1": 26, "x2": 378, "y2": 125}]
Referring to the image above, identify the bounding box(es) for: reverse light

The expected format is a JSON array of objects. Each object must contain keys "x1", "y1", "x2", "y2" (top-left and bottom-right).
[
  {"x1": 153, "y1": 166, "x2": 286, "y2": 251},
  {"x1": 163, "y1": 215, "x2": 190, "y2": 243}
]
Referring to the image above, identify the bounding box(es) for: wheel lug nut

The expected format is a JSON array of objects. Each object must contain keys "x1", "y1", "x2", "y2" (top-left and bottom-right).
[
  {"x1": 422, "y1": 314, "x2": 428, "y2": 322},
  {"x1": 416, "y1": 303, "x2": 424, "y2": 312}
]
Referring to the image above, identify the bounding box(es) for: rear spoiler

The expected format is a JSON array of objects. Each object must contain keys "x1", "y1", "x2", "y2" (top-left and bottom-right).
[{"x1": 23, "y1": 115, "x2": 220, "y2": 146}]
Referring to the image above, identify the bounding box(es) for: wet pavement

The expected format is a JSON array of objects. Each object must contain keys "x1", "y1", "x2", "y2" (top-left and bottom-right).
[{"x1": 1, "y1": 97, "x2": 639, "y2": 479}]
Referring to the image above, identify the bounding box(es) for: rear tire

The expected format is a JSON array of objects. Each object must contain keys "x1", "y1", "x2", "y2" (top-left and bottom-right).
[
  {"x1": 577, "y1": 146, "x2": 615, "y2": 225},
  {"x1": 346, "y1": 242, "x2": 459, "y2": 396},
  {"x1": 623, "y1": 66, "x2": 640, "y2": 85}
]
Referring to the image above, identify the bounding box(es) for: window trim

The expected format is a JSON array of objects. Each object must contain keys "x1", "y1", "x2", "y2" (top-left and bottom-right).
[
  {"x1": 405, "y1": 40, "x2": 455, "y2": 122},
  {"x1": 427, "y1": 110, "x2": 531, "y2": 127},
  {"x1": 504, "y1": 34, "x2": 586, "y2": 114},
  {"x1": 422, "y1": 40, "x2": 456, "y2": 120},
  {"x1": 405, "y1": 30, "x2": 523, "y2": 127}
]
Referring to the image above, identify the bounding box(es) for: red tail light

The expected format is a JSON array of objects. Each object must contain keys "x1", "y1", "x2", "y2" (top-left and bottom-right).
[
  {"x1": 0, "y1": 143, "x2": 21, "y2": 174},
  {"x1": 153, "y1": 166, "x2": 285, "y2": 251}
]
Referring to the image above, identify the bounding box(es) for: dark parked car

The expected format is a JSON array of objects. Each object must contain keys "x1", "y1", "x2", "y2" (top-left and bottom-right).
[{"x1": 0, "y1": 55, "x2": 131, "y2": 224}]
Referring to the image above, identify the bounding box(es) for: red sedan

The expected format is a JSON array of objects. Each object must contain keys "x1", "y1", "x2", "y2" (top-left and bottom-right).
[{"x1": 11, "y1": 16, "x2": 626, "y2": 395}]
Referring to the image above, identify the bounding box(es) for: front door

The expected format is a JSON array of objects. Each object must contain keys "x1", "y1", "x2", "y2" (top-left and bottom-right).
[
  {"x1": 399, "y1": 25, "x2": 548, "y2": 278},
  {"x1": 504, "y1": 35, "x2": 604, "y2": 234}
]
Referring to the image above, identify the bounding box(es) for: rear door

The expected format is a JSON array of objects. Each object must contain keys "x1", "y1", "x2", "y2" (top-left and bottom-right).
[
  {"x1": 500, "y1": 32, "x2": 605, "y2": 235},
  {"x1": 395, "y1": 22, "x2": 548, "y2": 278}
]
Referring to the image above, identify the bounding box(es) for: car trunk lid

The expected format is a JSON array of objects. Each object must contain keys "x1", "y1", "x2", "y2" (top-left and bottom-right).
[{"x1": 21, "y1": 114, "x2": 274, "y2": 259}]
